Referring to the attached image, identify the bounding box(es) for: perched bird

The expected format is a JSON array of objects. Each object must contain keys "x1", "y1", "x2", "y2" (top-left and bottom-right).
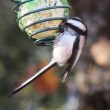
[{"x1": 9, "y1": 17, "x2": 87, "y2": 96}]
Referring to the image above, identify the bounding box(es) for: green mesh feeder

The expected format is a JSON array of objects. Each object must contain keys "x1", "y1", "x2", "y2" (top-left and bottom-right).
[{"x1": 11, "y1": 0, "x2": 70, "y2": 46}]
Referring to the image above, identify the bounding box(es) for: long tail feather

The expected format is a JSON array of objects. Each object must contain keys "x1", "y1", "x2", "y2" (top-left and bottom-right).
[{"x1": 8, "y1": 60, "x2": 56, "y2": 97}]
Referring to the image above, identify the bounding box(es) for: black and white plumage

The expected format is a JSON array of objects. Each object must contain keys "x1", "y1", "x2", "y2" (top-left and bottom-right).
[
  {"x1": 56, "y1": 17, "x2": 87, "y2": 82},
  {"x1": 9, "y1": 17, "x2": 87, "y2": 96}
]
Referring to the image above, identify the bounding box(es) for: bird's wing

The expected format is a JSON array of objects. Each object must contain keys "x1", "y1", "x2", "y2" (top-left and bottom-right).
[
  {"x1": 61, "y1": 35, "x2": 86, "y2": 82},
  {"x1": 61, "y1": 35, "x2": 80, "y2": 82}
]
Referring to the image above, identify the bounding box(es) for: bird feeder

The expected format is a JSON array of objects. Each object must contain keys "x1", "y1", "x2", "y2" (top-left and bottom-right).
[{"x1": 11, "y1": 0, "x2": 70, "y2": 46}]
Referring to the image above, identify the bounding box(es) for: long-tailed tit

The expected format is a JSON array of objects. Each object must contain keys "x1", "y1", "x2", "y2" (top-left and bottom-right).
[{"x1": 9, "y1": 17, "x2": 87, "y2": 96}]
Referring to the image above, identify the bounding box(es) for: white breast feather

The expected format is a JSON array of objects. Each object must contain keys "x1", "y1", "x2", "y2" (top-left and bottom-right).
[{"x1": 53, "y1": 32, "x2": 77, "y2": 66}]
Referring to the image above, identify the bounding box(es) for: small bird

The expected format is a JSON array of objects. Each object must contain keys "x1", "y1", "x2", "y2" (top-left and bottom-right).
[{"x1": 9, "y1": 17, "x2": 87, "y2": 97}]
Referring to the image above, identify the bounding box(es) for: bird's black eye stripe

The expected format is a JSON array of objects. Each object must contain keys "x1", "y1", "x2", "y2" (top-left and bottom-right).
[
  {"x1": 68, "y1": 17, "x2": 85, "y2": 26},
  {"x1": 66, "y1": 23, "x2": 86, "y2": 35},
  {"x1": 73, "y1": 18, "x2": 84, "y2": 24},
  {"x1": 66, "y1": 17, "x2": 87, "y2": 31}
]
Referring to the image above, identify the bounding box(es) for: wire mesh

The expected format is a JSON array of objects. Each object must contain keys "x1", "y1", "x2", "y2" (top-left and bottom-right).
[{"x1": 11, "y1": 0, "x2": 70, "y2": 46}]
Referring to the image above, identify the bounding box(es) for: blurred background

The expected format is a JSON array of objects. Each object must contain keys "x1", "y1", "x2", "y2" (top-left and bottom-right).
[{"x1": 0, "y1": 0, "x2": 110, "y2": 110}]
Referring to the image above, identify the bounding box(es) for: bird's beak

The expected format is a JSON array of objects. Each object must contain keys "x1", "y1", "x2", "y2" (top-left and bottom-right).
[{"x1": 59, "y1": 17, "x2": 68, "y2": 32}]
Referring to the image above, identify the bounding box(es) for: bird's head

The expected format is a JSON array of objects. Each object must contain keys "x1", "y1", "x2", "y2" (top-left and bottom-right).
[{"x1": 62, "y1": 17, "x2": 87, "y2": 37}]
